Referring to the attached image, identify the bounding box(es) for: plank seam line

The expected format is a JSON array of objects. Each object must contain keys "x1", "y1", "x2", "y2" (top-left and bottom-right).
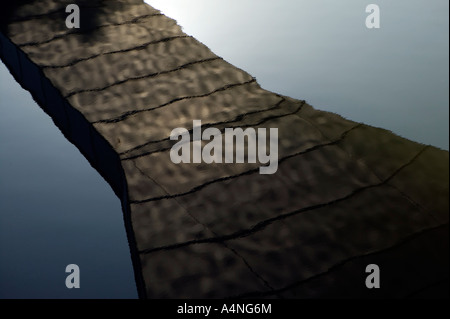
[
  {"x1": 40, "y1": 35, "x2": 191, "y2": 69},
  {"x1": 131, "y1": 160, "x2": 278, "y2": 294},
  {"x1": 137, "y1": 144, "x2": 429, "y2": 254},
  {"x1": 121, "y1": 97, "x2": 304, "y2": 160},
  {"x1": 131, "y1": 123, "x2": 364, "y2": 205},
  {"x1": 229, "y1": 222, "x2": 448, "y2": 299},
  {"x1": 18, "y1": 13, "x2": 164, "y2": 47},
  {"x1": 92, "y1": 78, "x2": 257, "y2": 124},
  {"x1": 64, "y1": 56, "x2": 221, "y2": 98}
]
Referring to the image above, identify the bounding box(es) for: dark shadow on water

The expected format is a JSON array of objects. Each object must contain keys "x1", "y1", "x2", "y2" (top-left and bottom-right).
[{"x1": 0, "y1": 0, "x2": 132, "y2": 44}]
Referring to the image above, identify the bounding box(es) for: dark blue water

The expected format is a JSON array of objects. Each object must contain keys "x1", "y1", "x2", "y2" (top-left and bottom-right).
[{"x1": 0, "y1": 62, "x2": 137, "y2": 298}]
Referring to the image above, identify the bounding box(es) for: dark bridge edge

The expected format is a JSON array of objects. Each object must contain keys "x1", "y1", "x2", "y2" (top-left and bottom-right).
[{"x1": 0, "y1": 32, "x2": 147, "y2": 299}]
